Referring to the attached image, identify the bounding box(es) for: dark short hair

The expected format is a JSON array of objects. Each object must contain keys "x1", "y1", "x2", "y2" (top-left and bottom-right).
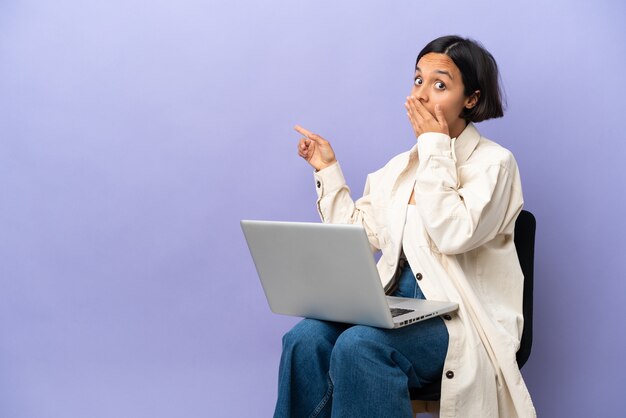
[{"x1": 416, "y1": 35, "x2": 505, "y2": 122}]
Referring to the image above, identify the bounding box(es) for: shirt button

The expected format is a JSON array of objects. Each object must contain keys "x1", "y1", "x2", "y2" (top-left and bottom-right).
[
  {"x1": 415, "y1": 272, "x2": 423, "y2": 281},
  {"x1": 445, "y1": 371, "x2": 454, "y2": 379},
  {"x1": 316, "y1": 180, "x2": 321, "y2": 188},
  {"x1": 443, "y1": 314, "x2": 452, "y2": 321}
]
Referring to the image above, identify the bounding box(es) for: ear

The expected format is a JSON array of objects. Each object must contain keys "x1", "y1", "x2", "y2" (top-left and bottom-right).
[{"x1": 465, "y1": 90, "x2": 480, "y2": 109}]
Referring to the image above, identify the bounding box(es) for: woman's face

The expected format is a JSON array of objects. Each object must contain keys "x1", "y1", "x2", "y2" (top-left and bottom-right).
[{"x1": 411, "y1": 53, "x2": 478, "y2": 134}]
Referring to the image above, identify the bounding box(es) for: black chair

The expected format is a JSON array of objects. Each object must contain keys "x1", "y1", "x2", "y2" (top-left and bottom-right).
[{"x1": 410, "y1": 210, "x2": 536, "y2": 415}]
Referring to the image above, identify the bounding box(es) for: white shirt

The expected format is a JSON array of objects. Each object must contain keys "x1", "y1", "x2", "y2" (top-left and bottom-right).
[{"x1": 313, "y1": 123, "x2": 536, "y2": 417}]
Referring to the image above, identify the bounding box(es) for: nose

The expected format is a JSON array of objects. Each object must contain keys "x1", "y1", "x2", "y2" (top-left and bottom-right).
[{"x1": 411, "y1": 85, "x2": 428, "y2": 103}]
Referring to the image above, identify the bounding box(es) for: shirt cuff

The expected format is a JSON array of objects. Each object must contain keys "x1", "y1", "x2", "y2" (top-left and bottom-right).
[
  {"x1": 417, "y1": 132, "x2": 454, "y2": 161},
  {"x1": 313, "y1": 161, "x2": 345, "y2": 198}
]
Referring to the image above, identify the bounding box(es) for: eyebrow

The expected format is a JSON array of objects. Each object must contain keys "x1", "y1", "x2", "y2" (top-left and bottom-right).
[{"x1": 415, "y1": 66, "x2": 454, "y2": 80}]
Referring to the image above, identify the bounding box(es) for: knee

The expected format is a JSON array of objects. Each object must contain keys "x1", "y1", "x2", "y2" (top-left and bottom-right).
[
  {"x1": 282, "y1": 319, "x2": 337, "y2": 355},
  {"x1": 330, "y1": 326, "x2": 383, "y2": 366},
  {"x1": 282, "y1": 325, "x2": 312, "y2": 352}
]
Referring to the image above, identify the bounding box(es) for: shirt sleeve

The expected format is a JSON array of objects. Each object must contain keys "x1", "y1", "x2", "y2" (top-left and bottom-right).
[
  {"x1": 313, "y1": 162, "x2": 382, "y2": 251},
  {"x1": 414, "y1": 132, "x2": 522, "y2": 255}
]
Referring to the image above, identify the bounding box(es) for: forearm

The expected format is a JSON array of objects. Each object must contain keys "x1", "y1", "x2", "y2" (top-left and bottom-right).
[
  {"x1": 314, "y1": 162, "x2": 381, "y2": 251},
  {"x1": 414, "y1": 133, "x2": 521, "y2": 254},
  {"x1": 314, "y1": 162, "x2": 358, "y2": 224}
]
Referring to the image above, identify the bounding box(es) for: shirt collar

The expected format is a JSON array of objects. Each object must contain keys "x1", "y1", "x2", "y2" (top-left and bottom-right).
[
  {"x1": 452, "y1": 122, "x2": 481, "y2": 164},
  {"x1": 407, "y1": 122, "x2": 481, "y2": 164}
]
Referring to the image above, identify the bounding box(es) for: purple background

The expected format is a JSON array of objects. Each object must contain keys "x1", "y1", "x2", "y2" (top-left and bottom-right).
[{"x1": 1, "y1": 0, "x2": 625, "y2": 417}]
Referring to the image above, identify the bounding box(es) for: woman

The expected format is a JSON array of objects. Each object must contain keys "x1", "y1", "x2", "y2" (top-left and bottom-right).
[{"x1": 276, "y1": 35, "x2": 536, "y2": 418}]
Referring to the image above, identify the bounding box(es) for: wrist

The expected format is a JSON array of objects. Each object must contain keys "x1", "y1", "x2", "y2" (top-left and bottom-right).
[{"x1": 316, "y1": 160, "x2": 337, "y2": 172}]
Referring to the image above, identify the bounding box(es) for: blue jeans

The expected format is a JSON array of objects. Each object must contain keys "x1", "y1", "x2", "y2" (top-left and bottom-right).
[{"x1": 273, "y1": 264, "x2": 449, "y2": 418}]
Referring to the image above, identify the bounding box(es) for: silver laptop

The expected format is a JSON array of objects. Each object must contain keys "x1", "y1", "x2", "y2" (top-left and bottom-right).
[{"x1": 240, "y1": 220, "x2": 458, "y2": 329}]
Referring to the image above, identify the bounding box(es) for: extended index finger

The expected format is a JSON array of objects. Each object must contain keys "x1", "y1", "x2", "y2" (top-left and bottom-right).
[{"x1": 294, "y1": 125, "x2": 314, "y2": 138}]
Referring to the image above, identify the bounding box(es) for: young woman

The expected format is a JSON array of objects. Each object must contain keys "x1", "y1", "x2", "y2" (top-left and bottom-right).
[{"x1": 276, "y1": 35, "x2": 536, "y2": 418}]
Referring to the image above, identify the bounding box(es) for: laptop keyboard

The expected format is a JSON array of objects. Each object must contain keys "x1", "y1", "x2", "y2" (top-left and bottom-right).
[{"x1": 390, "y1": 307, "x2": 414, "y2": 318}]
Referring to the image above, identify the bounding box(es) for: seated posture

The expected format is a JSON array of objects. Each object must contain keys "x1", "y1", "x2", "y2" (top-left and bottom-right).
[{"x1": 275, "y1": 35, "x2": 536, "y2": 418}]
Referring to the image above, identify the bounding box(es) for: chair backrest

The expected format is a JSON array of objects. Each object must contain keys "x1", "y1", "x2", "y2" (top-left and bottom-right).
[{"x1": 514, "y1": 209, "x2": 536, "y2": 369}]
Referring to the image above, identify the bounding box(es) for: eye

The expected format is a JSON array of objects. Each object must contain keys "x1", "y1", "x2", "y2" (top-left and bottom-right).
[
  {"x1": 434, "y1": 81, "x2": 446, "y2": 90},
  {"x1": 414, "y1": 77, "x2": 423, "y2": 86}
]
